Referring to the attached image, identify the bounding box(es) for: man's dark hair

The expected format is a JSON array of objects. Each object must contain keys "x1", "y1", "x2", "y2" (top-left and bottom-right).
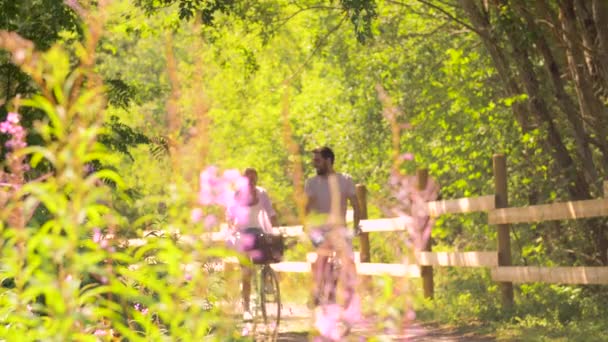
[{"x1": 313, "y1": 146, "x2": 335, "y2": 164}]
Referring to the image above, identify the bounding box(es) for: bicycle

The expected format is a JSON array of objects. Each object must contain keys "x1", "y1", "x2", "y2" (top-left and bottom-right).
[
  {"x1": 234, "y1": 228, "x2": 286, "y2": 338},
  {"x1": 310, "y1": 227, "x2": 361, "y2": 339},
  {"x1": 247, "y1": 260, "x2": 281, "y2": 337}
]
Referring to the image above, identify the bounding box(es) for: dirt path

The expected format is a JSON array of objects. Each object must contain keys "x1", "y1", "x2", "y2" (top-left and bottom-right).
[{"x1": 273, "y1": 303, "x2": 495, "y2": 341}]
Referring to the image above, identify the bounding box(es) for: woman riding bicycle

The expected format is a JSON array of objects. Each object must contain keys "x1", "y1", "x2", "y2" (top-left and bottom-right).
[
  {"x1": 304, "y1": 147, "x2": 362, "y2": 337},
  {"x1": 227, "y1": 167, "x2": 278, "y2": 322}
]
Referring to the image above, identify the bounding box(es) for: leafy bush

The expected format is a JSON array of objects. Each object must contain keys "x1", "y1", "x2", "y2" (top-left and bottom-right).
[{"x1": 0, "y1": 6, "x2": 240, "y2": 340}]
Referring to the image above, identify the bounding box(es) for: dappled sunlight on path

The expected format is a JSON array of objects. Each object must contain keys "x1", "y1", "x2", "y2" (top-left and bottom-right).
[{"x1": 272, "y1": 303, "x2": 495, "y2": 341}]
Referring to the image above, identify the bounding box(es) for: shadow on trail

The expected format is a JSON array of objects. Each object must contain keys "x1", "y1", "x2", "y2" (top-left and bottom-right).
[{"x1": 275, "y1": 318, "x2": 496, "y2": 341}]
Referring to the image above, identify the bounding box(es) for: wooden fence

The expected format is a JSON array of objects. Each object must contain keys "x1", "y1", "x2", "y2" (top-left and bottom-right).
[{"x1": 130, "y1": 154, "x2": 608, "y2": 307}]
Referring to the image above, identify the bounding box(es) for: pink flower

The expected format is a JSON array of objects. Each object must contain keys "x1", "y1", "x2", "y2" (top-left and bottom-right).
[
  {"x1": 6, "y1": 112, "x2": 19, "y2": 124},
  {"x1": 92, "y1": 228, "x2": 110, "y2": 249},
  {"x1": 400, "y1": 152, "x2": 414, "y2": 161},
  {"x1": 248, "y1": 249, "x2": 263, "y2": 261},
  {"x1": 222, "y1": 169, "x2": 241, "y2": 182},
  {"x1": 203, "y1": 214, "x2": 217, "y2": 228},
  {"x1": 236, "y1": 233, "x2": 256, "y2": 252},
  {"x1": 190, "y1": 208, "x2": 203, "y2": 223},
  {"x1": 314, "y1": 304, "x2": 342, "y2": 341},
  {"x1": 93, "y1": 329, "x2": 108, "y2": 336},
  {"x1": 342, "y1": 294, "x2": 362, "y2": 325},
  {"x1": 405, "y1": 308, "x2": 416, "y2": 321},
  {"x1": 93, "y1": 228, "x2": 102, "y2": 243},
  {"x1": 1, "y1": 112, "x2": 27, "y2": 152},
  {"x1": 134, "y1": 303, "x2": 149, "y2": 315}
]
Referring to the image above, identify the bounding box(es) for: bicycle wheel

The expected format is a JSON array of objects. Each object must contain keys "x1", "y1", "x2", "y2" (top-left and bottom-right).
[{"x1": 259, "y1": 265, "x2": 280, "y2": 333}]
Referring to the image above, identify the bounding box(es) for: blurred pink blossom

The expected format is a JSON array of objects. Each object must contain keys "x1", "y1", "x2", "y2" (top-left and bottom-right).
[
  {"x1": 235, "y1": 233, "x2": 255, "y2": 252},
  {"x1": 92, "y1": 228, "x2": 110, "y2": 250},
  {"x1": 134, "y1": 303, "x2": 148, "y2": 315},
  {"x1": 314, "y1": 304, "x2": 342, "y2": 341},
  {"x1": 400, "y1": 153, "x2": 415, "y2": 161},
  {"x1": 388, "y1": 172, "x2": 439, "y2": 251},
  {"x1": 0, "y1": 112, "x2": 27, "y2": 150},
  {"x1": 342, "y1": 294, "x2": 362, "y2": 325},
  {"x1": 93, "y1": 329, "x2": 108, "y2": 336},
  {"x1": 405, "y1": 308, "x2": 416, "y2": 321},
  {"x1": 203, "y1": 214, "x2": 217, "y2": 228},
  {"x1": 7, "y1": 112, "x2": 19, "y2": 123},
  {"x1": 190, "y1": 208, "x2": 203, "y2": 223}
]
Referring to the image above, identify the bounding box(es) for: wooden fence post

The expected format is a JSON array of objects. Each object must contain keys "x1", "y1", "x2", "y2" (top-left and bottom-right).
[
  {"x1": 418, "y1": 169, "x2": 434, "y2": 299},
  {"x1": 356, "y1": 184, "x2": 372, "y2": 291},
  {"x1": 356, "y1": 184, "x2": 370, "y2": 263},
  {"x1": 493, "y1": 154, "x2": 514, "y2": 308}
]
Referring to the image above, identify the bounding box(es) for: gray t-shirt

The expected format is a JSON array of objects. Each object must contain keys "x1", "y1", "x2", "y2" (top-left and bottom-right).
[{"x1": 305, "y1": 173, "x2": 355, "y2": 224}]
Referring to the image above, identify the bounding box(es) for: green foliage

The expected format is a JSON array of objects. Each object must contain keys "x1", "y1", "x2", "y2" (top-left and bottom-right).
[
  {"x1": 417, "y1": 268, "x2": 502, "y2": 323},
  {"x1": 2, "y1": 0, "x2": 607, "y2": 339},
  {"x1": 99, "y1": 115, "x2": 151, "y2": 161},
  {"x1": 0, "y1": 16, "x2": 236, "y2": 340}
]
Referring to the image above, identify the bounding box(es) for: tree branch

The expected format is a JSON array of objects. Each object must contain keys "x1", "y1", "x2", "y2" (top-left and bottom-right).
[
  {"x1": 283, "y1": 14, "x2": 348, "y2": 83},
  {"x1": 272, "y1": 5, "x2": 341, "y2": 30},
  {"x1": 386, "y1": 0, "x2": 482, "y2": 35}
]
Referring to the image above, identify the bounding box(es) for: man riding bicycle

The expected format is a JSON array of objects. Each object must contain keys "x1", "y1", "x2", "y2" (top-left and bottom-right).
[{"x1": 304, "y1": 146, "x2": 361, "y2": 311}]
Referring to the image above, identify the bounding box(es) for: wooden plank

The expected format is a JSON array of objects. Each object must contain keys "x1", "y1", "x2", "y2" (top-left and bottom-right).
[
  {"x1": 488, "y1": 198, "x2": 608, "y2": 224},
  {"x1": 272, "y1": 261, "x2": 420, "y2": 276},
  {"x1": 426, "y1": 195, "x2": 496, "y2": 217},
  {"x1": 272, "y1": 225, "x2": 304, "y2": 236},
  {"x1": 306, "y1": 252, "x2": 361, "y2": 263},
  {"x1": 416, "y1": 251, "x2": 498, "y2": 267},
  {"x1": 221, "y1": 256, "x2": 418, "y2": 277},
  {"x1": 358, "y1": 196, "x2": 495, "y2": 233},
  {"x1": 356, "y1": 263, "x2": 421, "y2": 277},
  {"x1": 491, "y1": 266, "x2": 608, "y2": 284},
  {"x1": 359, "y1": 217, "x2": 414, "y2": 232},
  {"x1": 270, "y1": 262, "x2": 311, "y2": 273}
]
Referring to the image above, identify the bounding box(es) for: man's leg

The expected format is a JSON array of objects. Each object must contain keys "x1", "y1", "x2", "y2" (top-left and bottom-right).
[
  {"x1": 311, "y1": 247, "x2": 331, "y2": 306},
  {"x1": 336, "y1": 234, "x2": 361, "y2": 327}
]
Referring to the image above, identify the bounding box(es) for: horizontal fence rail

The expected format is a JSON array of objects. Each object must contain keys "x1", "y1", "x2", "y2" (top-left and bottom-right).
[
  {"x1": 488, "y1": 198, "x2": 608, "y2": 224},
  {"x1": 426, "y1": 195, "x2": 496, "y2": 217},
  {"x1": 491, "y1": 266, "x2": 608, "y2": 284},
  {"x1": 416, "y1": 251, "x2": 498, "y2": 267},
  {"x1": 221, "y1": 252, "x2": 422, "y2": 277}
]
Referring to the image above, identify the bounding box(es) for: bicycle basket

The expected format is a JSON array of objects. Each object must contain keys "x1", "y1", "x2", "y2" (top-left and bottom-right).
[{"x1": 234, "y1": 227, "x2": 285, "y2": 264}]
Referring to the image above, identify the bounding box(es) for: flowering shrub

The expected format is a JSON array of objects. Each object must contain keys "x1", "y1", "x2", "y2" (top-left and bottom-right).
[{"x1": 0, "y1": 5, "x2": 243, "y2": 341}]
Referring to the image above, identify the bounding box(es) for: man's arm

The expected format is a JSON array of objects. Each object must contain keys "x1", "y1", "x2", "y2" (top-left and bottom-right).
[
  {"x1": 304, "y1": 179, "x2": 313, "y2": 216},
  {"x1": 269, "y1": 214, "x2": 279, "y2": 227}
]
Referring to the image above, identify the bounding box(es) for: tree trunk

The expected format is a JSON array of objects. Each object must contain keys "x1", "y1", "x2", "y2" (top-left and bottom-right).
[
  {"x1": 456, "y1": 0, "x2": 530, "y2": 130},
  {"x1": 512, "y1": 0, "x2": 599, "y2": 186},
  {"x1": 502, "y1": 17, "x2": 590, "y2": 200},
  {"x1": 459, "y1": 0, "x2": 590, "y2": 200},
  {"x1": 559, "y1": 0, "x2": 608, "y2": 174},
  {"x1": 592, "y1": 0, "x2": 608, "y2": 91}
]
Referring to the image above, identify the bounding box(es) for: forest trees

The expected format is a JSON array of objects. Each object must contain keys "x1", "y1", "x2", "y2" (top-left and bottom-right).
[
  {"x1": 130, "y1": 0, "x2": 608, "y2": 265},
  {"x1": 443, "y1": 0, "x2": 608, "y2": 264}
]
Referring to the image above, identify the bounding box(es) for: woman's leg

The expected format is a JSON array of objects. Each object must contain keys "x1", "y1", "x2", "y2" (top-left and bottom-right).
[{"x1": 241, "y1": 264, "x2": 253, "y2": 314}]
